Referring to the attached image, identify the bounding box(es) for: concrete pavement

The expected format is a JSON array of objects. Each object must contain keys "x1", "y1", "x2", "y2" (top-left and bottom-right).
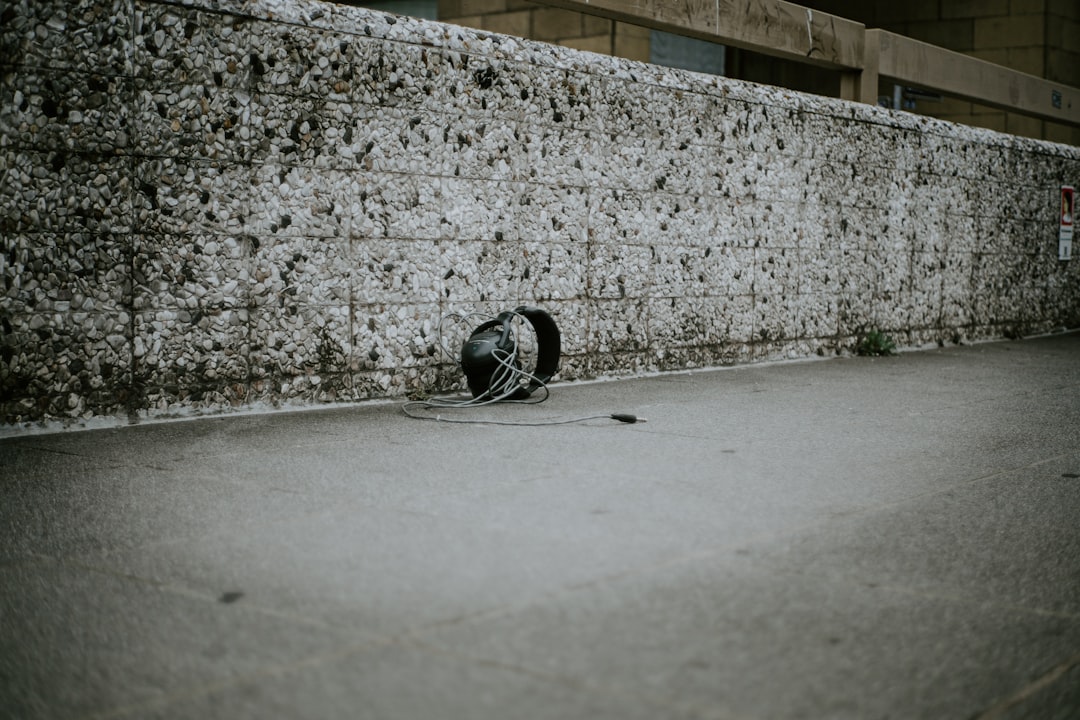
[{"x1": 2, "y1": 333, "x2": 1080, "y2": 719}]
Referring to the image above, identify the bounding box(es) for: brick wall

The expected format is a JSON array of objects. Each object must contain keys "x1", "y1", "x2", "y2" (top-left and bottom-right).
[
  {"x1": 436, "y1": 0, "x2": 630, "y2": 59},
  {"x1": 436, "y1": 1, "x2": 650, "y2": 61}
]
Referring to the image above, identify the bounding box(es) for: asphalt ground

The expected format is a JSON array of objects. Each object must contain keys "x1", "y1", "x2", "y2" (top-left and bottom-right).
[{"x1": 2, "y1": 333, "x2": 1080, "y2": 719}]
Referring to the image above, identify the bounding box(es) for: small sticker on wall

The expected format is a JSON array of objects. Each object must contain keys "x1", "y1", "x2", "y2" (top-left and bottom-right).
[{"x1": 1060, "y1": 186, "x2": 1074, "y2": 261}]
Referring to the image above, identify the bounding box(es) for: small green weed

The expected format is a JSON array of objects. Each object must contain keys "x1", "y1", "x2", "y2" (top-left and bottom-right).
[{"x1": 857, "y1": 329, "x2": 896, "y2": 357}]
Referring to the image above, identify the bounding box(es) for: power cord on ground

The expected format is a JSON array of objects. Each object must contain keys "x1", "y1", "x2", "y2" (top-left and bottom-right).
[{"x1": 401, "y1": 401, "x2": 646, "y2": 426}]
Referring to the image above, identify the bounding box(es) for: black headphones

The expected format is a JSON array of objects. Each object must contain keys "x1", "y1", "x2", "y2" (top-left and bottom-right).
[{"x1": 460, "y1": 306, "x2": 561, "y2": 400}]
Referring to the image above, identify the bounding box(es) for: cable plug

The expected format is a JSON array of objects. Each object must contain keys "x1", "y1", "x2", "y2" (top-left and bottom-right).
[{"x1": 610, "y1": 413, "x2": 646, "y2": 424}]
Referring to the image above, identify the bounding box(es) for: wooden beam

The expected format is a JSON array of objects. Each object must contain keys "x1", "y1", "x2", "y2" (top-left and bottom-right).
[
  {"x1": 874, "y1": 29, "x2": 1080, "y2": 127},
  {"x1": 530, "y1": 0, "x2": 865, "y2": 70}
]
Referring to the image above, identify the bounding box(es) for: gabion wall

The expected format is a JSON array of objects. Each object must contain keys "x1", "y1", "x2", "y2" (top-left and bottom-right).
[{"x1": 2, "y1": 0, "x2": 1079, "y2": 425}]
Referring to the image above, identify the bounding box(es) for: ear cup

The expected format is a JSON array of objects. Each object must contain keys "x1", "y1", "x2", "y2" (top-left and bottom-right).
[
  {"x1": 513, "y1": 306, "x2": 560, "y2": 395},
  {"x1": 460, "y1": 318, "x2": 518, "y2": 398},
  {"x1": 459, "y1": 307, "x2": 560, "y2": 400}
]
